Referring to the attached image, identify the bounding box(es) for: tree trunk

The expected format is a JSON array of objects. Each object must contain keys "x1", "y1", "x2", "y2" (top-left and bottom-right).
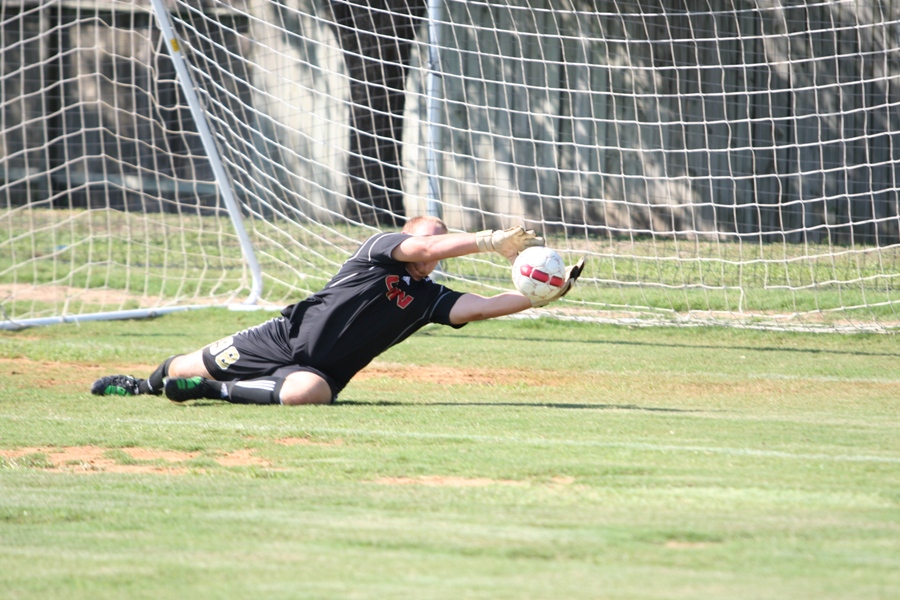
[{"x1": 330, "y1": 0, "x2": 426, "y2": 227}]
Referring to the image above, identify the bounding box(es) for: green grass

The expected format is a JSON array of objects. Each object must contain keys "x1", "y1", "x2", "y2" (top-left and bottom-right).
[{"x1": 1, "y1": 311, "x2": 898, "y2": 598}]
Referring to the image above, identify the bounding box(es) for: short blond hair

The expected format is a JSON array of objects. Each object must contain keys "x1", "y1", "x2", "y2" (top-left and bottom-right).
[{"x1": 402, "y1": 215, "x2": 448, "y2": 235}]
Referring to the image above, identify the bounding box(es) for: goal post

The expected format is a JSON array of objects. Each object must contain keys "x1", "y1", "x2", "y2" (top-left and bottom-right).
[
  {"x1": 0, "y1": 0, "x2": 263, "y2": 329},
  {"x1": 3, "y1": 0, "x2": 900, "y2": 332},
  {"x1": 149, "y1": 0, "x2": 263, "y2": 305}
]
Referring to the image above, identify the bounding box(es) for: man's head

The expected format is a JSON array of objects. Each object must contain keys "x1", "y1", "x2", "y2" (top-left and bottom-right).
[
  {"x1": 402, "y1": 215, "x2": 448, "y2": 236},
  {"x1": 402, "y1": 216, "x2": 448, "y2": 280}
]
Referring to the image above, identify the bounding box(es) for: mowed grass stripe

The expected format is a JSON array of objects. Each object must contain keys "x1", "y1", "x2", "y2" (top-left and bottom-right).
[{"x1": 0, "y1": 412, "x2": 896, "y2": 464}]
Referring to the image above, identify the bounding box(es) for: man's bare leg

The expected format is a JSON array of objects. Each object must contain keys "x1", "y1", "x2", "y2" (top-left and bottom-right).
[
  {"x1": 166, "y1": 351, "x2": 211, "y2": 379},
  {"x1": 164, "y1": 362, "x2": 332, "y2": 406},
  {"x1": 280, "y1": 371, "x2": 332, "y2": 405}
]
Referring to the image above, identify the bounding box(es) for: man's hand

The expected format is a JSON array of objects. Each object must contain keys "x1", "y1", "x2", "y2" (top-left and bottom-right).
[
  {"x1": 475, "y1": 226, "x2": 544, "y2": 262},
  {"x1": 531, "y1": 256, "x2": 586, "y2": 308}
]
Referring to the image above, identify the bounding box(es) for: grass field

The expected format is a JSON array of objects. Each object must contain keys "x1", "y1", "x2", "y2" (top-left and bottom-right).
[{"x1": 1, "y1": 310, "x2": 899, "y2": 599}]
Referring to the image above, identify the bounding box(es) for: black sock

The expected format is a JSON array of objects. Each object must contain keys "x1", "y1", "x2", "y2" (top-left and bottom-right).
[
  {"x1": 223, "y1": 377, "x2": 285, "y2": 405},
  {"x1": 139, "y1": 355, "x2": 180, "y2": 395}
]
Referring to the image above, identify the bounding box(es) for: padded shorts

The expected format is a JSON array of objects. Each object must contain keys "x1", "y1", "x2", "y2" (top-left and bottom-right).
[{"x1": 200, "y1": 317, "x2": 339, "y2": 401}]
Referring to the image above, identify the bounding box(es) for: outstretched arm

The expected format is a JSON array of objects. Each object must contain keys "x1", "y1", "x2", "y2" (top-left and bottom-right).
[
  {"x1": 392, "y1": 227, "x2": 543, "y2": 263},
  {"x1": 448, "y1": 292, "x2": 533, "y2": 325},
  {"x1": 391, "y1": 232, "x2": 479, "y2": 263},
  {"x1": 448, "y1": 255, "x2": 587, "y2": 324}
]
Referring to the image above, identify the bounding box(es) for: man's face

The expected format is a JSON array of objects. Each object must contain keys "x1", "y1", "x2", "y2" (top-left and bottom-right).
[{"x1": 405, "y1": 221, "x2": 446, "y2": 280}]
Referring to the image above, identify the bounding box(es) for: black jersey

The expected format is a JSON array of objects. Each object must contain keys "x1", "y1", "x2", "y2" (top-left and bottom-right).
[{"x1": 279, "y1": 232, "x2": 466, "y2": 391}]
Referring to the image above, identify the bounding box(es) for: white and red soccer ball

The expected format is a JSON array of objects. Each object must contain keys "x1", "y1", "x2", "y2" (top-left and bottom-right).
[{"x1": 512, "y1": 246, "x2": 566, "y2": 303}]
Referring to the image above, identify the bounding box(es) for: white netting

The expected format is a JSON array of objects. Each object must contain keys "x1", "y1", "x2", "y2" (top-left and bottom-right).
[
  {"x1": 0, "y1": 1, "x2": 253, "y2": 324},
  {"x1": 3, "y1": 0, "x2": 900, "y2": 331}
]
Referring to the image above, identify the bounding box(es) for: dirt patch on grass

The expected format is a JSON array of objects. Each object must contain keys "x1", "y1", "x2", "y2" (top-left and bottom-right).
[
  {"x1": 124, "y1": 447, "x2": 200, "y2": 462},
  {"x1": 0, "y1": 283, "x2": 157, "y2": 308},
  {"x1": 0, "y1": 446, "x2": 194, "y2": 474},
  {"x1": 357, "y1": 362, "x2": 553, "y2": 387},
  {"x1": 214, "y1": 449, "x2": 271, "y2": 467},
  {"x1": 550, "y1": 475, "x2": 576, "y2": 485},
  {"x1": 0, "y1": 445, "x2": 270, "y2": 473},
  {"x1": 0, "y1": 357, "x2": 159, "y2": 389}
]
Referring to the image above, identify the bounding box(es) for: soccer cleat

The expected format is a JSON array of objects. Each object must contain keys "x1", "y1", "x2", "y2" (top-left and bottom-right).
[
  {"x1": 91, "y1": 374, "x2": 143, "y2": 396},
  {"x1": 164, "y1": 376, "x2": 217, "y2": 403}
]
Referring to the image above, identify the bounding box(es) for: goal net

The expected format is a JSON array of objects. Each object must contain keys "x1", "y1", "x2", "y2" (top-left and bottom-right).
[{"x1": 3, "y1": 0, "x2": 900, "y2": 331}]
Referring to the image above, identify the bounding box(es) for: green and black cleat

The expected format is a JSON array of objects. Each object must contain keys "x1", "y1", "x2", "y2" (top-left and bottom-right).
[
  {"x1": 164, "y1": 376, "x2": 217, "y2": 403},
  {"x1": 91, "y1": 375, "x2": 143, "y2": 396}
]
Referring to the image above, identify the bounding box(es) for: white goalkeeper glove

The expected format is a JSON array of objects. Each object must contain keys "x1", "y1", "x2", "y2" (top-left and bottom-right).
[
  {"x1": 530, "y1": 256, "x2": 586, "y2": 308},
  {"x1": 475, "y1": 226, "x2": 544, "y2": 262}
]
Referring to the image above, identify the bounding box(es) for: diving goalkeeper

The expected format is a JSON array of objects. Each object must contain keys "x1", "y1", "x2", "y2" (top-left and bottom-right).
[{"x1": 91, "y1": 216, "x2": 583, "y2": 405}]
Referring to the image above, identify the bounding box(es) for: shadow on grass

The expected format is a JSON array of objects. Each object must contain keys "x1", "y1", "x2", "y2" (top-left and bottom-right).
[
  {"x1": 171, "y1": 399, "x2": 705, "y2": 412},
  {"x1": 337, "y1": 400, "x2": 706, "y2": 412},
  {"x1": 430, "y1": 331, "x2": 900, "y2": 358}
]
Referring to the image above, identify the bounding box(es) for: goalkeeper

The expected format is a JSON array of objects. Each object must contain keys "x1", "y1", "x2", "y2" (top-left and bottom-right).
[{"x1": 91, "y1": 216, "x2": 583, "y2": 406}]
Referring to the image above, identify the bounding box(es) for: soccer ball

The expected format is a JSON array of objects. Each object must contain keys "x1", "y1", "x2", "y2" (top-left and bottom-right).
[{"x1": 512, "y1": 246, "x2": 566, "y2": 303}]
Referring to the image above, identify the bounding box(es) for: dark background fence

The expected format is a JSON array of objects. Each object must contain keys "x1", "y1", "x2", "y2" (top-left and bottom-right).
[
  {"x1": 3, "y1": 0, "x2": 900, "y2": 244},
  {"x1": 0, "y1": 1, "x2": 217, "y2": 213}
]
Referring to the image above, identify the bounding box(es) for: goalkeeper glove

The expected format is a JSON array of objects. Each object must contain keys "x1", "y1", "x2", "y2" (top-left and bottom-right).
[
  {"x1": 475, "y1": 226, "x2": 544, "y2": 262},
  {"x1": 531, "y1": 256, "x2": 586, "y2": 308}
]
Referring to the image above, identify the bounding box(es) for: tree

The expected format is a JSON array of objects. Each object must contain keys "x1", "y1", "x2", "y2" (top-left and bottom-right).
[{"x1": 330, "y1": 0, "x2": 426, "y2": 226}]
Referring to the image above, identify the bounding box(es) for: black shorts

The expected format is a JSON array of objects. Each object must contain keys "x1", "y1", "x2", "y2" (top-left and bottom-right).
[{"x1": 200, "y1": 316, "x2": 339, "y2": 401}]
